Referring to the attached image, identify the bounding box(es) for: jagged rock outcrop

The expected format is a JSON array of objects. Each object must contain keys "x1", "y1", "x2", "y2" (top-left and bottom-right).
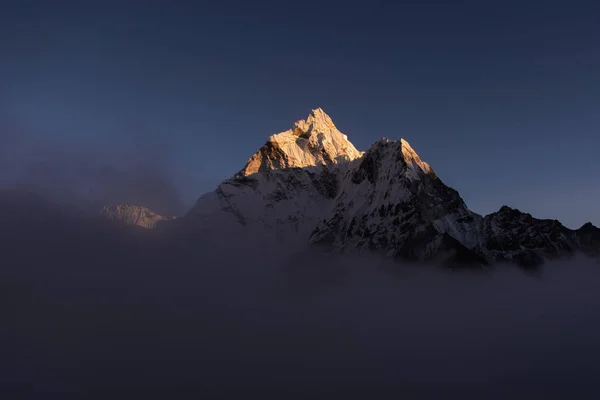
[
  {"x1": 309, "y1": 138, "x2": 486, "y2": 266},
  {"x1": 479, "y1": 206, "x2": 576, "y2": 266},
  {"x1": 186, "y1": 108, "x2": 599, "y2": 267},
  {"x1": 576, "y1": 222, "x2": 600, "y2": 255},
  {"x1": 238, "y1": 108, "x2": 363, "y2": 177},
  {"x1": 101, "y1": 204, "x2": 176, "y2": 229}
]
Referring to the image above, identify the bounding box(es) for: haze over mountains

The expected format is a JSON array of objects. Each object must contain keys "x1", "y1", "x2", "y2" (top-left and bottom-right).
[
  {"x1": 102, "y1": 108, "x2": 600, "y2": 268},
  {"x1": 3, "y1": 109, "x2": 600, "y2": 398}
]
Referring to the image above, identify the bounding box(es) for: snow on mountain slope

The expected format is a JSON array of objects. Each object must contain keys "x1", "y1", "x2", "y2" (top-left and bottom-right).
[
  {"x1": 238, "y1": 108, "x2": 363, "y2": 176},
  {"x1": 182, "y1": 108, "x2": 599, "y2": 267},
  {"x1": 186, "y1": 163, "x2": 343, "y2": 247},
  {"x1": 185, "y1": 110, "x2": 485, "y2": 263},
  {"x1": 309, "y1": 138, "x2": 487, "y2": 265},
  {"x1": 185, "y1": 109, "x2": 362, "y2": 245}
]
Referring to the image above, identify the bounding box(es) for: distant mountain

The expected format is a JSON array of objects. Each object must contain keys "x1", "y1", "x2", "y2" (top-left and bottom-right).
[
  {"x1": 101, "y1": 204, "x2": 176, "y2": 229},
  {"x1": 0, "y1": 189, "x2": 156, "y2": 254},
  {"x1": 105, "y1": 108, "x2": 599, "y2": 268}
]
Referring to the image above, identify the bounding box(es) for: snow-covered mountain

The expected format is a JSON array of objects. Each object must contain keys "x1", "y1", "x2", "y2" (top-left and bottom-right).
[
  {"x1": 108, "y1": 108, "x2": 600, "y2": 267},
  {"x1": 237, "y1": 107, "x2": 363, "y2": 176},
  {"x1": 184, "y1": 108, "x2": 364, "y2": 244}
]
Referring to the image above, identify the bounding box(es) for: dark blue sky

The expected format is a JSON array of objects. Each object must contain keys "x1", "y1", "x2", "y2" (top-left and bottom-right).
[{"x1": 1, "y1": 0, "x2": 599, "y2": 226}]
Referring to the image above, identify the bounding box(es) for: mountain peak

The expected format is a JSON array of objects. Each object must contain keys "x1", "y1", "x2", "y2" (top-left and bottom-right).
[
  {"x1": 238, "y1": 108, "x2": 362, "y2": 177},
  {"x1": 366, "y1": 137, "x2": 434, "y2": 180},
  {"x1": 399, "y1": 138, "x2": 432, "y2": 175},
  {"x1": 301, "y1": 107, "x2": 335, "y2": 130},
  {"x1": 101, "y1": 204, "x2": 176, "y2": 229},
  {"x1": 580, "y1": 222, "x2": 598, "y2": 230},
  {"x1": 293, "y1": 107, "x2": 338, "y2": 139}
]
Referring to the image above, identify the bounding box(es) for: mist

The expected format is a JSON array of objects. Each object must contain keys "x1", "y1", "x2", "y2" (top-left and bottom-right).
[
  {"x1": 0, "y1": 119, "x2": 187, "y2": 216},
  {"x1": 2, "y1": 199, "x2": 600, "y2": 398}
]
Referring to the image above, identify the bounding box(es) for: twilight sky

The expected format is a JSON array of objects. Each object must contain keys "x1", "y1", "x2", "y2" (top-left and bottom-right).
[{"x1": 1, "y1": 0, "x2": 599, "y2": 227}]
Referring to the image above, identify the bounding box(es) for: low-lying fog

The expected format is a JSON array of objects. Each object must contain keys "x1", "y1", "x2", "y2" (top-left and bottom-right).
[{"x1": 2, "y1": 203, "x2": 600, "y2": 398}]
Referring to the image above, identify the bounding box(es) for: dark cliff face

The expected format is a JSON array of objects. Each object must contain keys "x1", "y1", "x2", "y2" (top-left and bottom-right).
[
  {"x1": 307, "y1": 167, "x2": 339, "y2": 199},
  {"x1": 576, "y1": 222, "x2": 600, "y2": 255},
  {"x1": 480, "y1": 206, "x2": 582, "y2": 267},
  {"x1": 350, "y1": 144, "x2": 387, "y2": 185}
]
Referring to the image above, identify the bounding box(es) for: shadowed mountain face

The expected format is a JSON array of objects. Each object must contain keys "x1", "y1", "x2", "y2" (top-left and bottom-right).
[
  {"x1": 577, "y1": 222, "x2": 600, "y2": 255},
  {"x1": 480, "y1": 206, "x2": 576, "y2": 267}
]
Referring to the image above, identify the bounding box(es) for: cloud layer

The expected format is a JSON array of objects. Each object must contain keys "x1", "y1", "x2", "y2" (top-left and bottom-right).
[{"x1": 1, "y1": 202, "x2": 600, "y2": 397}]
